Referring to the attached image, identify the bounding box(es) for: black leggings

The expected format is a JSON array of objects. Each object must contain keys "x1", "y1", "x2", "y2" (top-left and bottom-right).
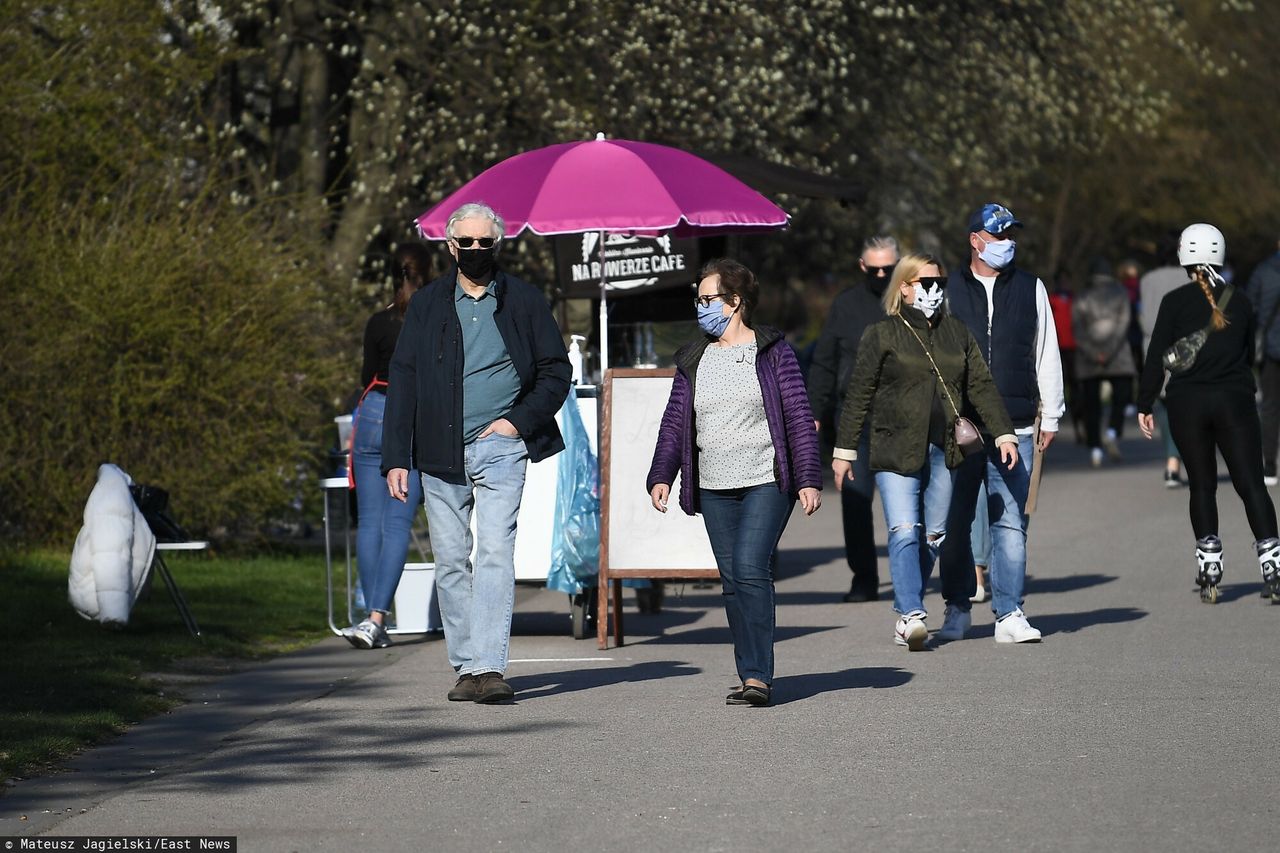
[{"x1": 1166, "y1": 389, "x2": 1278, "y2": 542}]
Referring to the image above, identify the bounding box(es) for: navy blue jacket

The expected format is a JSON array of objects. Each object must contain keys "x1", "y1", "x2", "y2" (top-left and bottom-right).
[
  {"x1": 382, "y1": 268, "x2": 571, "y2": 476},
  {"x1": 947, "y1": 265, "x2": 1040, "y2": 428}
]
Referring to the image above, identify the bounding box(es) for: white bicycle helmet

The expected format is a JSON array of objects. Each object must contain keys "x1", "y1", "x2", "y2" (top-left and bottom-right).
[{"x1": 1178, "y1": 223, "x2": 1226, "y2": 267}]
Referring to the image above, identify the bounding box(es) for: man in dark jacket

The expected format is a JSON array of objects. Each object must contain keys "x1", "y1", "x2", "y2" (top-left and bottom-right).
[
  {"x1": 936, "y1": 203, "x2": 1064, "y2": 645},
  {"x1": 1246, "y1": 238, "x2": 1280, "y2": 486},
  {"x1": 384, "y1": 202, "x2": 571, "y2": 704},
  {"x1": 808, "y1": 236, "x2": 898, "y2": 601}
]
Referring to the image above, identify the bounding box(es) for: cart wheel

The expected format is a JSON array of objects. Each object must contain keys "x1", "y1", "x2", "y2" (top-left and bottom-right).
[{"x1": 570, "y1": 589, "x2": 596, "y2": 640}]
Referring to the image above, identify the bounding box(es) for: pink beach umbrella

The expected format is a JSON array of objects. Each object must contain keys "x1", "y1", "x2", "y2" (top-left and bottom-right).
[{"x1": 415, "y1": 134, "x2": 790, "y2": 367}]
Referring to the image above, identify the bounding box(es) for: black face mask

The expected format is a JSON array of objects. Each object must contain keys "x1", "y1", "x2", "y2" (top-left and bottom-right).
[
  {"x1": 866, "y1": 272, "x2": 889, "y2": 297},
  {"x1": 456, "y1": 247, "x2": 497, "y2": 282}
]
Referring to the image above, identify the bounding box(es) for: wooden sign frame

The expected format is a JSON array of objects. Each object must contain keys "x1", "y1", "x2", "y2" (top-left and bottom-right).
[{"x1": 597, "y1": 368, "x2": 719, "y2": 649}]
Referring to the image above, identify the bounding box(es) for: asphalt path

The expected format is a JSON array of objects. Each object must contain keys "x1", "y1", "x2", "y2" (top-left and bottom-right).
[{"x1": 4, "y1": 433, "x2": 1279, "y2": 851}]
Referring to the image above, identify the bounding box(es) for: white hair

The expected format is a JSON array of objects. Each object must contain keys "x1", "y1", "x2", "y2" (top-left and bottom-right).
[{"x1": 446, "y1": 202, "x2": 506, "y2": 241}]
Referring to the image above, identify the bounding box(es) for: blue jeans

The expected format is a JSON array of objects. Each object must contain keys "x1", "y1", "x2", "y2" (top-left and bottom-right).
[
  {"x1": 940, "y1": 432, "x2": 1034, "y2": 619},
  {"x1": 970, "y1": 481, "x2": 991, "y2": 568},
  {"x1": 875, "y1": 444, "x2": 952, "y2": 617},
  {"x1": 699, "y1": 483, "x2": 795, "y2": 685},
  {"x1": 422, "y1": 433, "x2": 528, "y2": 676},
  {"x1": 353, "y1": 391, "x2": 422, "y2": 614}
]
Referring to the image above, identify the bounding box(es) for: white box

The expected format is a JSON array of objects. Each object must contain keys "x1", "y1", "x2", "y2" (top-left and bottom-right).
[{"x1": 391, "y1": 562, "x2": 443, "y2": 634}]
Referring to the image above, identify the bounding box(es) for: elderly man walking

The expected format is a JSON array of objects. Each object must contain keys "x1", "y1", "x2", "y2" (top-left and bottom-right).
[
  {"x1": 937, "y1": 203, "x2": 1065, "y2": 644},
  {"x1": 383, "y1": 202, "x2": 571, "y2": 703},
  {"x1": 808, "y1": 236, "x2": 899, "y2": 602}
]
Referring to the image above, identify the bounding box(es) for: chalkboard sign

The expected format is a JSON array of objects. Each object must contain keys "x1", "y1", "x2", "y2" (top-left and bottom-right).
[{"x1": 597, "y1": 368, "x2": 719, "y2": 648}]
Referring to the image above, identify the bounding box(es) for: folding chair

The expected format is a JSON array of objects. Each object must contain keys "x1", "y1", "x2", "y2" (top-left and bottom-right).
[{"x1": 130, "y1": 485, "x2": 206, "y2": 639}]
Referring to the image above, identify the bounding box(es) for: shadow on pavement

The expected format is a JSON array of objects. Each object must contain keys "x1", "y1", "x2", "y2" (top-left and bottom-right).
[
  {"x1": 963, "y1": 606, "x2": 1147, "y2": 639},
  {"x1": 776, "y1": 546, "x2": 847, "y2": 580},
  {"x1": 631, "y1": 624, "x2": 842, "y2": 647},
  {"x1": 772, "y1": 666, "x2": 913, "y2": 705},
  {"x1": 1023, "y1": 573, "x2": 1117, "y2": 595},
  {"x1": 1209, "y1": 582, "x2": 1271, "y2": 604},
  {"x1": 508, "y1": 661, "x2": 701, "y2": 700}
]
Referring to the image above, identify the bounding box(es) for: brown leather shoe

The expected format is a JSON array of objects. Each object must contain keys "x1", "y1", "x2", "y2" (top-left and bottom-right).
[
  {"x1": 474, "y1": 672, "x2": 515, "y2": 704},
  {"x1": 447, "y1": 674, "x2": 480, "y2": 702}
]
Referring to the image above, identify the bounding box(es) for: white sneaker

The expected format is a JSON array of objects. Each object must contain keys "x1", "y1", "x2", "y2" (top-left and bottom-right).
[
  {"x1": 937, "y1": 605, "x2": 971, "y2": 641},
  {"x1": 994, "y1": 609, "x2": 1042, "y2": 644},
  {"x1": 969, "y1": 583, "x2": 990, "y2": 604},
  {"x1": 893, "y1": 612, "x2": 929, "y2": 651},
  {"x1": 1090, "y1": 448, "x2": 1104, "y2": 467}
]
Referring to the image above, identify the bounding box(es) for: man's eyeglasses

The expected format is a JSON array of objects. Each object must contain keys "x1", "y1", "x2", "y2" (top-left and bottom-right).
[
  {"x1": 865, "y1": 264, "x2": 895, "y2": 277},
  {"x1": 452, "y1": 236, "x2": 497, "y2": 249},
  {"x1": 694, "y1": 293, "x2": 732, "y2": 308}
]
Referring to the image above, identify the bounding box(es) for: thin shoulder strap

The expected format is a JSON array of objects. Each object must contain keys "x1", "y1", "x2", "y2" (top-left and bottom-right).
[{"x1": 899, "y1": 316, "x2": 963, "y2": 420}]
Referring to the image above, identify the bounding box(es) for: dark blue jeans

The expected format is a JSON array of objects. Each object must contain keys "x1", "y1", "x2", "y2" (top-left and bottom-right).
[{"x1": 699, "y1": 483, "x2": 795, "y2": 685}]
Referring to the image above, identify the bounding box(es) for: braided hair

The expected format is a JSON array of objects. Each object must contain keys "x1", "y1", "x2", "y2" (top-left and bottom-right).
[{"x1": 1191, "y1": 264, "x2": 1230, "y2": 331}]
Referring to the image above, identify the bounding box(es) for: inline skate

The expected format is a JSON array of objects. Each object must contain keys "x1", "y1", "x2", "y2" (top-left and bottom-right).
[
  {"x1": 1256, "y1": 538, "x2": 1280, "y2": 604},
  {"x1": 1195, "y1": 535, "x2": 1224, "y2": 604}
]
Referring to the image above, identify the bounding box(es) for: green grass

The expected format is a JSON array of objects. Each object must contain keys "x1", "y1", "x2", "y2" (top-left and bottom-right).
[{"x1": 0, "y1": 548, "x2": 333, "y2": 781}]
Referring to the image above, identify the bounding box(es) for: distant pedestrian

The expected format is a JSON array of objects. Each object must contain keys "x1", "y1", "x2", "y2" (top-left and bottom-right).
[
  {"x1": 1139, "y1": 234, "x2": 1187, "y2": 488},
  {"x1": 1137, "y1": 223, "x2": 1279, "y2": 604},
  {"x1": 1072, "y1": 258, "x2": 1137, "y2": 467},
  {"x1": 832, "y1": 253, "x2": 1017, "y2": 650},
  {"x1": 1245, "y1": 236, "x2": 1280, "y2": 487},
  {"x1": 808, "y1": 236, "x2": 899, "y2": 603},
  {"x1": 1049, "y1": 269, "x2": 1084, "y2": 444},
  {"x1": 937, "y1": 203, "x2": 1065, "y2": 644},
  {"x1": 344, "y1": 243, "x2": 430, "y2": 650},
  {"x1": 648, "y1": 258, "x2": 822, "y2": 707},
  {"x1": 383, "y1": 202, "x2": 572, "y2": 703}
]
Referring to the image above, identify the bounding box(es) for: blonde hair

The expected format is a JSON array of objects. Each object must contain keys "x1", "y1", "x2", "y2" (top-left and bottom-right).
[
  {"x1": 1191, "y1": 265, "x2": 1230, "y2": 331},
  {"x1": 882, "y1": 253, "x2": 947, "y2": 315}
]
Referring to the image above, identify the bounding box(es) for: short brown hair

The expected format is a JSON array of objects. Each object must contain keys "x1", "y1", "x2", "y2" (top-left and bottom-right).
[{"x1": 699, "y1": 258, "x2": 759, "y2": 327}]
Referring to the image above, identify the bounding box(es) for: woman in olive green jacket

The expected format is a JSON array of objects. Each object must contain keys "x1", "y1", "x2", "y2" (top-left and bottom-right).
[{"x1": 832, "y1": 254, "x2": 1018, "y2": 650}]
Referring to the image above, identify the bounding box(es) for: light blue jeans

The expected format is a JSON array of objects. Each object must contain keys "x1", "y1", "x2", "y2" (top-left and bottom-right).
[
  {"x1": 940, "y1": 432, "x2": 1035, "y2": 619},
  {"x1": 421, "y1": 433, "x2": 528, "y2": 676},
  {"x1": 875, "y1": 444, "x2": 951, "y2": 617},
  {"x1": 352, "y1": 391, "x2": 422, "y2": 614}
]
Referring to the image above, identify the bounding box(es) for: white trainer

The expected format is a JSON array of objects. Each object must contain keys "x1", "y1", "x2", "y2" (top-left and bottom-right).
[
  {"x1": 937, "y1": 605, "x2": 971, "y2": 641},
  {"x1": 894, "y1": 612, "x2": 928, "y2": 651},
  {"x1": 969, "y1": 583, "x2": 990, "y2": 604},
  {"x1": 994, "y1": 609, "x2": 1042, "y2": 643}
]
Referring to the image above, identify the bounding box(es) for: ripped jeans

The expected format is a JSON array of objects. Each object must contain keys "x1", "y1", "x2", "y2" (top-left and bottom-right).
[{"x1": 874, "y1": 444, "x2": 952, "y2": 617}]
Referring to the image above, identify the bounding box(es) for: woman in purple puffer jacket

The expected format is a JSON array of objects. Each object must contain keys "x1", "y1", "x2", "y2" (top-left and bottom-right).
[{"x1": 647, "y1": 258, "x2": 823, "y2": 707}]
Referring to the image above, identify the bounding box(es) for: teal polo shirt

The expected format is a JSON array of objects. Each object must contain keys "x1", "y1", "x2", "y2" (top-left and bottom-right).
[{"x1": 455, "y1": 279, "x2": 522, "y2": 445}]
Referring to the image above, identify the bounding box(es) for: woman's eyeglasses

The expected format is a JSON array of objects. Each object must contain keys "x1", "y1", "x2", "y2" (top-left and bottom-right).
[
  {"x1": 909, "y1": 277, "x2": 948, "y2": 289},
  {"x1": 452, "y1": 236, "x2": 497, "y2": 249},
  {"x1": 694, "y1": 293, "x2": 732, "y2": 308}
]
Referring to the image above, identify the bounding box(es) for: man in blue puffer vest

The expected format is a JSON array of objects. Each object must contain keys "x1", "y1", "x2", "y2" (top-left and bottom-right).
[{"x1": 936, "y1": 203, "x2": 1065, "y2": 644}]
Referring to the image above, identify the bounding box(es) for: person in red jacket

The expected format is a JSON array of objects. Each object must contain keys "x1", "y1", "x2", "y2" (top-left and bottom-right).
[{"x1": 1049, "y1": 269, "x2": 1083, "y2": 443}]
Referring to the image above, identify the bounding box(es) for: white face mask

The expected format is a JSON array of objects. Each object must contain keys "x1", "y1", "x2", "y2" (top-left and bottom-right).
[{"x1": 912, "y1": 282, "x2": 945, "y2": 318}]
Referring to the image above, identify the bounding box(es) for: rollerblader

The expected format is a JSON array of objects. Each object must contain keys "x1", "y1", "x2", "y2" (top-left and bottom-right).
[{"x1": 1137, "y1": 223, "x2": 1280, "y2": 604}]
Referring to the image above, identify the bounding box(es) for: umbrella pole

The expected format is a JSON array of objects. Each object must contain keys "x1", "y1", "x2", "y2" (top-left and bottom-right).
[{"x1": 598, "y1": 228, "x2": 609, "y2": 374}]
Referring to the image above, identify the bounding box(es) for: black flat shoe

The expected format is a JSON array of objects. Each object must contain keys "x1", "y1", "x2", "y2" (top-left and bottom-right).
[
  {"x1": 726, "y1": 686, "x2": 748, "y2": 705},
  {"x1": 741, "y1": 684, "x2": 771, "y2": 706}
]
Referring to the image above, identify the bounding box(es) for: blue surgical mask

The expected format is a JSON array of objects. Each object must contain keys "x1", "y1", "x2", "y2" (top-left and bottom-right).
[
  {"x1": 697, "y1": 301, "x2": 733, "y2": 338},
  {"x1": 979, "y1": 236, "x2": 1016, "y2": 270}
]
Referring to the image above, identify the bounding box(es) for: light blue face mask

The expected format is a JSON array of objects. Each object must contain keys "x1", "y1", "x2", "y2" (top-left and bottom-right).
[
  {"x1": 978, "y1": 236, "x2": 1016, "y2": 270},
  {"x1": 697, "y1": 301, "x2": 734, "y2": 337}
]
